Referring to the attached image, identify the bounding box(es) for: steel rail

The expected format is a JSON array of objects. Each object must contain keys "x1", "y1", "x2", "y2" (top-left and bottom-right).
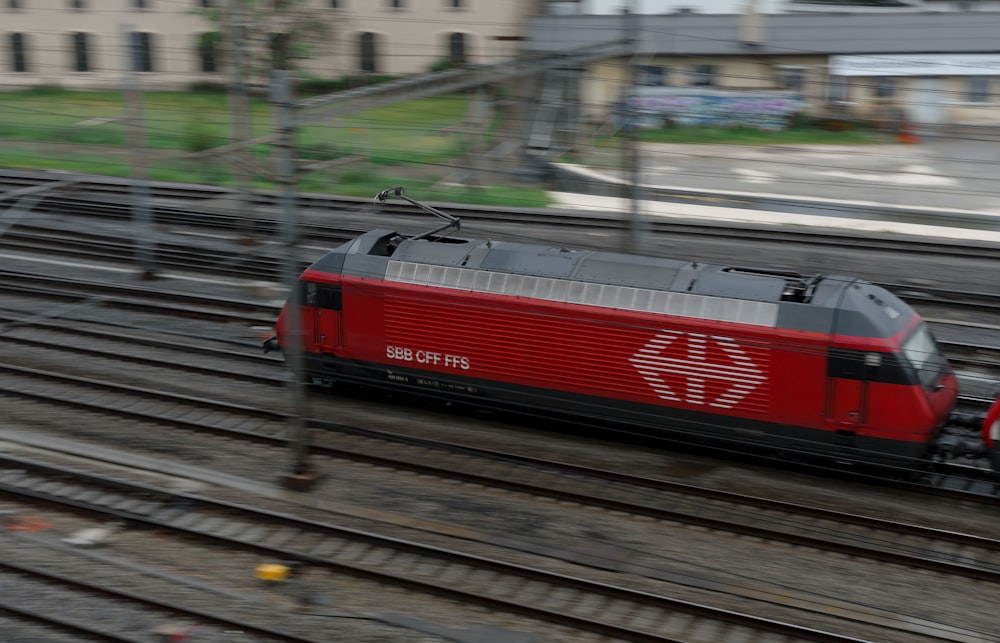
[
  {"x1": 0, "y1": 452, "x2": 882, "y2": 643},
  {"x1": 2, "y1": 362, "x2": 998, "y2": 581}
]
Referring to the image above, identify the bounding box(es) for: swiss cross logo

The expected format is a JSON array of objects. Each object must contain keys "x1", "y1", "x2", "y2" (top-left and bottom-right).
[{"x1": 629, "y1": 331, "x2": 766, "y2": 409}]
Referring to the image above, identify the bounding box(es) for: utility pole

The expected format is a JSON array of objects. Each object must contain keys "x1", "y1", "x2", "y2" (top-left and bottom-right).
[
  {"x1": 272, "y1": 70, "x2": 318, "y2": 491},
  {"x1": 622, "y1": 5, "x2": 642, "y2": 254},
  {"x1": 225, "y1": 0, "x2": 256, "y2": 244},
  {"x1": 121, "y1": 24, "x2": 157, "y2": 279}
]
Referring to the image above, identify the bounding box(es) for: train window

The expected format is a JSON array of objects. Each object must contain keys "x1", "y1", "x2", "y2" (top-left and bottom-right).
[
  {"x1": 901, "y1": 325, "x2": 947, "y2": 389},
  {"x1": 316, "y1": 285, "x2": 342, "y2": 311},
  {"x1": 299, "y1": 282, "x2": 316, "y2": 306}
]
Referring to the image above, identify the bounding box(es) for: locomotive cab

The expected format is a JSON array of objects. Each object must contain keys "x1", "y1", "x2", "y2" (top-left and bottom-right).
[{"x1": 817, "y1": 279, "x2": 956, "y2": 462}]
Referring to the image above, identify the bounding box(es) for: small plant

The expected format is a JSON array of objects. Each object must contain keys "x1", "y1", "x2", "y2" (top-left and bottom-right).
[
  {"x1": 298, "y1": 142, "x2": 342, "y2": 160},
  {"x1": 298, "y1": 76, "x2": 349, "y2": 95},
  {"x1": 429, "y1": 59, "x2": 452, "y2": 73},
  {"x1": 182, "y1": 123, "x2": 218, "y2": 153},
  {"x1": 188, "y1": 81, "x2": 226, "y2": 94}
]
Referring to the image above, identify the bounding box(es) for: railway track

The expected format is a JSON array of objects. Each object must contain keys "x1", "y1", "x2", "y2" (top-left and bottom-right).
[
  {"x1": 5, "y1": 170, "x2": 1000, "y2": 642},
  {"x1": 6, "y1": 186, "x2": 1000, "y2": 326},
  {"x1": 0, "y1": 269, "x2": 278, "y2": 327},
  {"x1": 4, "y1": 169, "x2": 1000, "y2": 264},
  {"x1": 1, "y1": 273, "x2": 997, "y2": 490},
  {"x1": 1, "y1": 451, "x2": 990, "y2": 643},
  {"x1": 0, "y1": 557, "x2": 309, "y2": 643},
  {"x1": 2, "y1": 352, "x2": 999, "y2": 581}
]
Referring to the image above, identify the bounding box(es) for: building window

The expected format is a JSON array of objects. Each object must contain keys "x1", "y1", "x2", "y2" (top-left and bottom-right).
[
  {"x1": 129, "y1": 31, "x2": 153, "y2": 71},
  {"x1": 71, "y1": 32, "x2": 90, "y2": 71},
  {"x1": 8, "y1": 0, "x2": 21, "y2": 8},
  {"x1": 198, "y1": 33, "x2": 217, "y2": 72},
  {"x1": 359, "y1": 32, "x2": 377, "y2": 73},
  {"x1": 197, "y1": 0, "x2": 214, "y2": 7},
  {"x1": 270, "y1": 32, "x2": 289, "y2": 69},
  {"x1": 777, "y1": 67, "x2": 805, "y2": 97},
  {"x1": 69, "y1": 0, "x2": 86, "y2": 9},
  {"x1": 448, "y1": 33, "x2": 466, "y2": 65},
  {"x1": 387, "y1": 0, "x2": 403, "y2": 8},
  {"x1": 10, "y1": 33, "x2": 28, "y2": 71},
  {"x1": 967, "y1": 76, "x2": 991, "y2": 103},
  {"x1": 873, "y1": 76, "x2": 896, "y2": 99},
  {"x1": 688, "y1": 64, "x2": 715, "y2": 87},
  {"x1": 826, "y1": 75, "x2": 847, "y2": 103},
  {"x1": 446, "y1": 0, "x2": 463, "y2": 7},
  {"x1": 132, "y1": 0, "x2": 149, "y2": 8},
  {"x1": 329, "y1": 0, "x2": 338, "y2": 6},
  {"x1": 635, "y1": 65, "x2": 665, "y2": 86}
]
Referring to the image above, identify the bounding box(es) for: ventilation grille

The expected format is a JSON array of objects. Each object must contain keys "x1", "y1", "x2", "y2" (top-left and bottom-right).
[{"x1": 385, "y1": 260, "x2": 777, "y2": 327}]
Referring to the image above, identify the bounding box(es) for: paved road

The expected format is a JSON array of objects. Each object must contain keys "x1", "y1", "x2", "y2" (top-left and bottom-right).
[
  {"x1": 552, "y1": 130, "x2": 1000, "y2": 241},
  {"x1": 634, "y1": 132, "x2": 1000, "y2": 213}
]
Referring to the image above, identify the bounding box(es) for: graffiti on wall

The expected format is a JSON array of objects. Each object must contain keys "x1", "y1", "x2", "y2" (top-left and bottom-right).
[{"x1": 626, "y1": 88, "x2": 804, "y2": 130}]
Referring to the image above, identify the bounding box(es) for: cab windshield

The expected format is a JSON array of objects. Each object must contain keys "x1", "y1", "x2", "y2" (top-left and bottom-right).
[{"x1": 901, "y1": 324, "x2": 949, "y2": 389}]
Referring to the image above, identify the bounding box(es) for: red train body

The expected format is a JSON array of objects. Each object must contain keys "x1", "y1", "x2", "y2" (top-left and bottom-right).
[{"x1": 266, "y1": 212, "x2": 960, "y2": 467}]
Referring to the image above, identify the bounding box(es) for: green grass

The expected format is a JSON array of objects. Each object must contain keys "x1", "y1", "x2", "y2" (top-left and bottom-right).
[
  {"x1": 0, "y1": 88, "x2": 551, "y2": 206},
  {"x1": 634, "y1": 123, "x2": 872, "y2": 145},
  {"x1": 0, "y1": 88, "x2": 873, "y2": 208},
  {"x1": 304, "y1": 170, "x2": 551, "y2": 209}
]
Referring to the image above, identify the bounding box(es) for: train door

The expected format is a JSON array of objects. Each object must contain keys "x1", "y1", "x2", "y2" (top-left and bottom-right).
[
  {"x1": 825, "y1": 349, "x2": 875, "y2": 449},
  {"x1": 312, "y1": 284, "x2": 343, "y2": 354}
]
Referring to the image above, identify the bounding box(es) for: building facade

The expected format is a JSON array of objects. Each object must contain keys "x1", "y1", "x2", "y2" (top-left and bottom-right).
[
  {"x1": 1, "y1": 0, "x2": 540, "y2": 90},
  {"x1": 524, "y1": 11, "x2": 1000, "y2": 126}
]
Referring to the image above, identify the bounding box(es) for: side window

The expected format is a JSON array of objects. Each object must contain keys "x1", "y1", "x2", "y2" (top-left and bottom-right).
[
  {"x1": 316, "y1": 285, "x2": 342, "y2": 310},
  {"x1": 302, "y1": 281, "x2": 316, "y2": 306}
]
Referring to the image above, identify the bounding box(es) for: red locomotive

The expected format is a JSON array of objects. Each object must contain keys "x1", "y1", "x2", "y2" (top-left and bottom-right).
[{"x1": 265, "y1": 187, "x2": 975, "y2": 470}]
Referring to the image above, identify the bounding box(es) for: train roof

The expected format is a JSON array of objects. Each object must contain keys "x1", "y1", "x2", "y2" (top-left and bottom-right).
[
  {"x1": 326, "y1": 229, "x2": 821, "y2": 302},
  {"x1": 306, "y1": 229, "x2": 915, "y2": 337}
]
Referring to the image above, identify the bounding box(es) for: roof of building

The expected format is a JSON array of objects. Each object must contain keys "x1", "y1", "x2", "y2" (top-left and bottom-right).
[{"x1": 523, "y1": 12, "x2": 1000, "y2": 56}]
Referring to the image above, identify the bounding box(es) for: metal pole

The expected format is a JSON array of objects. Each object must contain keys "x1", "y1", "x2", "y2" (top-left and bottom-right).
[
  {"x1": 622, "y1": 5, "x2": 642, "y2": 254},
  {"x1": 272, "y1": 70, "x2": 317, "y2": 490},
  {"x1": 225, "y1": 0, "x2": 256, "y2": 243},
  {"x1": 121, "y1": 24, "x2": 157, "y2": 279}
]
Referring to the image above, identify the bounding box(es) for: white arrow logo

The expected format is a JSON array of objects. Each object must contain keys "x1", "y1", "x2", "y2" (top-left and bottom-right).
[{"x1": 629, "y1": 332, "x2": 766, "y2": 409}]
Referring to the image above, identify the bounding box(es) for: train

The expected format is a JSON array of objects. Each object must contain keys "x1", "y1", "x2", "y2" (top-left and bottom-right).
[{"x1": 264, "y1": 187, "x2": 999, "y2": 473}]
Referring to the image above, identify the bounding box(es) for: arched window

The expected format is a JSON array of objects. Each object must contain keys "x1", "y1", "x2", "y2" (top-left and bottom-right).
[
  {"x1": 359, "y1": 32, "x2": 377, "y2": 73},
  {"x1": 71, "y1": 32, "x2": 90, "y2": 72},
  {"x1": 11, "y1": 33, "x2": 28, "y2": 72},
  {"x1": 447, "y1": 33, "x2": 466, "y2": 65}
]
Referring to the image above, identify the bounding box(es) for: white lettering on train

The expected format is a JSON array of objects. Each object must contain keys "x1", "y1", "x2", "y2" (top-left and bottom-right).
[{"x1": 386, "y1": 345, "x2": 470, "y2": 370}]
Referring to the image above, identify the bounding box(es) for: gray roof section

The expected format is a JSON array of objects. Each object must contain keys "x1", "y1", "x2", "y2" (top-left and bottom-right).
[{"x1": 523, "y1": 13, "x2": 1000, "y2": 56}]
